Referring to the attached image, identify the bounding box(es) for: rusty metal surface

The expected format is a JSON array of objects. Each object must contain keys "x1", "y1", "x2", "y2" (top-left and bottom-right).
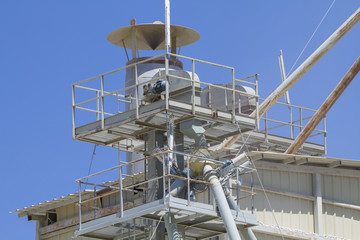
[{"x1": 286, "y1": 56, "x2": 360, "y2": 154}]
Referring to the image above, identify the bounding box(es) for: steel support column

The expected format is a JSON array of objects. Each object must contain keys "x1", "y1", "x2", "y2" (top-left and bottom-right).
[{"x1": 313, "y1": 173, "x2": 323, "y2": 235}]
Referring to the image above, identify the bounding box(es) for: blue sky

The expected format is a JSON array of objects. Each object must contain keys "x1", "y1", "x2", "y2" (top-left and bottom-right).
[{"x1": 1, "y1": 1, "x2": 359, "y2": 239}]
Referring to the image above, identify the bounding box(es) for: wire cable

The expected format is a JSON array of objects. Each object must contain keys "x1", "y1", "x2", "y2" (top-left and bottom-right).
[
  {"x1": 235, "y1": 120, "x2": 285, "y2": 240},
  {"x1": 286, "y1": 0, "x2": 336, "y2": 77},
  {"x1": 85, "y1": 144, "x2": 97, "y2": 189},
  {"x1": 149, "y1": 215, "x2": 164, "y2": 240}
]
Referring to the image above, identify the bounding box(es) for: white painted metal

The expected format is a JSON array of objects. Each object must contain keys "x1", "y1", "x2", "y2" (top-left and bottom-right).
[
  {"x1": 165, "y1": 0, "x2": 171, "y2": 53},
  {"x1": 313, "y1": 173, "x2": 323, "y2": 235},
  {"x1": 203, "y1": 164, "x2": 241, "y2": 240},
  {"x1": 124, "y1": 61, "x2": 182, "y2": 175},
  {"x1": 255, "y1": 8, "x2": 360, "y2": 119}
]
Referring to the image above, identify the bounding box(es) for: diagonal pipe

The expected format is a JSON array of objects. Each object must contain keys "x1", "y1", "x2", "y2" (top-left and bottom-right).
[
  {"x1": 212, "y1": 8, "x2": 360, "y2": 152},
  {"x1": 286, "y1": 56, "x2": 360, "y2": 154}
]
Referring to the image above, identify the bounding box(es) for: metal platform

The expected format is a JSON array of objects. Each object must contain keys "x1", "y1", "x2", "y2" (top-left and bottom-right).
[
  {"x1": 75, "y1": 197, "x2": 258, "y2": 240},
  {"x1": 74, "y1": 98, "x2": 325, "y2": 157},
  {"x1": 74, "y1": 98, "x2": 256, "y2": 153}
]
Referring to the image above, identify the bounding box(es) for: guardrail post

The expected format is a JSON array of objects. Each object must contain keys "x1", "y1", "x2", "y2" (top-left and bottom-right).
[
  {"x1": 232, "y1": 68, "x2": 235, "y2": 123},
  {"x1": 96, "y1": 91, "x2": 100, "y2": 120},
  {"x1": 101, "y1": 75, "x2": 105, "y2": 129},
  {"x1": 72, "y1": 85, "x2": 76, "y2": 139},
  {"x1": 118, "y1": 144, "x2": 124, "y2": 218},
  {"x1": 163, "y1": 153, "x2": 166, "y2": 203},
  {"x1": 300, "y1": 108, "x2": 303, "y2": 133},
  {"x1": 265, "y1": 111, "x2": 268, "y2": 143},
  {"x1": 324, "y1": 116, "x2": 327, "y2": 155},
  {"x1": 192, "y1": 60, "x2": 195, "y2": 115},
  {"x1": 78, "y1": 182, "x2": 82, "y2": 230},
  {"x1": 255, "y1": 74, "x2": 259, "y2": 130},
  {"x1": 236, "y1": 167, "x2": 239, "y2": 216},
  {"x1": 251, "y1": 173, "x2": 254, "y2": 214},
  {"x1": 187, "y1": 157, "x2": 190, "y2": 206},
  {"x1": 290, "y1": 107, "x2": 294, "y2": 139},
  {"x1": 135, "y1": 64, "x2": 139, "y2": 119}
]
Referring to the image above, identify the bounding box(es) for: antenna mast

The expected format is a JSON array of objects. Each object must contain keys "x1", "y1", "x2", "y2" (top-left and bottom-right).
[{"x1": 165, "y1": 0, "x2": 171, "y2": 53}]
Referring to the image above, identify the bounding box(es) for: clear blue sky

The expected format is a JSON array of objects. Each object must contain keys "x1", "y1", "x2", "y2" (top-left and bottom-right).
[{"x1": 1, "y1": 1, "x2": 359, "y2": 239}]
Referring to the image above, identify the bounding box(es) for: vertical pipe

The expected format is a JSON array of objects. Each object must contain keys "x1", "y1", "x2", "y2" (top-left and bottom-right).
[
  {"x1": 192, "y1": 60, "x2": 195, "y2": 115},
  {"x1": 164, "y1": 213, "x2": 181, "y2": 240},
  {"x1": 35, "y1": 220, "x2": 40, "y2": 240},
  {"x1": 72, "y1": 85, "x2": 76, "y2": 139},
  {"x1": 78, "y1": 182, "x2": 82, "y2": 230},
  {"x1": 324, "y1": 116, "x2": 327, "y2": 155},
  {"x1": 168, "y1": 116, "x2": 174, "y2": 168},
  {"x1": 300, "y1": 108, "x2": 303, "y2": 132},
  {"x1": 100, "y1": 75, "x2": 105, "y2": 129},
  {"x1": 119, "y1": 144, "x2": 124, "y2": 218},
  {"x1": 164, "y1": 0, "x2": 171, "y2": 53},
  {"x1": 187, "y1": 157, "x2": 190, "y2": 205},
  {"x1": 264, "y1": 111, "x2": 268, "y2": 143},
  {"x1": 209, "y1": 85, "x2": 212, "y2": 108},
  {"x1": 232, "y1": 69, "x2": 236, "y2": 123},
  {"x1": 116, "y1": 92, "x2": 119, "y2": 114},
  {"x1": 251, "y1": 173, "x2": 254, "y2": 214},
  {"x1": 94, "y1": 186, "x2": 97, "y2": 219},
  {"x1": 165, "y1": 57, "x2": 169, "y2": 110},
  {"x1": 135, "y1": 64, "x2": 139, "y2": 119},
  {"x1": 290, "y1": 108, "x2": 294, "y2": 139},
  {"x1": 286, "y1": 57, "x2": 360, "y2": 154},
  {"x1": 163, "y1": 153, "x2": 166, "y2": 203},
  {"x1": 236, "y1": 168, "x2": 240, "y2": 212},
  {"x1": 96, "y1": 91, "x2": 100, "y2": 120},
  {"x1": 313, "y1": 173, "x2": 324, "y2": 235},
  {"x1": 255, "y1": 74, "x2": 259, "y2": 131}
]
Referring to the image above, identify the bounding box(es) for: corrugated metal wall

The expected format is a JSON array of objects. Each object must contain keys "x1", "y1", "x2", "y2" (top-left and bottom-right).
[
  {"x1": 39, "y1": 164, "x2": 360, "y2": 240},
  {"x1": 322, "y1": 175, "x2": 360, "y2": 239},
  {"x1": 237, "y1": 166, "x2": 360, "y2": 239}
]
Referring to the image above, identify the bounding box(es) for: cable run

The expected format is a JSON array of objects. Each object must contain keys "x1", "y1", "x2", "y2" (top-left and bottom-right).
[
  {"x1": 149, "y1": 215, "x2": 164, "y2": 240},
  {"x1": 235, "y1": 120, "x2": 285, "y2": 240},
  {"x1": 86, "y1": 144, "x2": 97, "y2": 184},
  {"x1": 286, "y1": 0, "x2": 336, "y2": 77}
]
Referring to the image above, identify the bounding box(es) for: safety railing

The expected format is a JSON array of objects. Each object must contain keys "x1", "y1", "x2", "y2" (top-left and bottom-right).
[
  {"x1": 260, "y1": 98, "x2": 327, "y2": 152},
  {"x1": 71, "y1": 53, "x2": 260, "y2": 139},
  {"x1": 75, "y1": 148, "x2": 256, "y2": 232}
]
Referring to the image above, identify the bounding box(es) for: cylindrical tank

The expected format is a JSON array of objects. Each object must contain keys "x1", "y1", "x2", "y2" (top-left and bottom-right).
[
  {"x1": 124, "y1": 57, "x2": 183, "y2": 175},
  {"x1": 201, "y1": 84, "x2": 256, "y2": 115}
]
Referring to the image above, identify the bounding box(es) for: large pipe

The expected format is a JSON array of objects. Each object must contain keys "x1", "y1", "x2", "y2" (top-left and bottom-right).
[
  {"x1": 203, "y1": 164, "x2": 241, "y2": 240},
  {"x1": 164, "y1": 213, "x2": 181, "y2": 240},
  {"x1": 211, "y1": 8, "x2": 360, "y2": 152},
  {"x1": 286, "y1": 57, "x2": 360, "y2": 154}
]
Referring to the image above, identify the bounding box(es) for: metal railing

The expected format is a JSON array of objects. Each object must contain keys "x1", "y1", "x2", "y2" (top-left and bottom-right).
[
  {"x1": 260, "y1": 98, "x2": 327, "y2": 151},
  {"x1": 71, "y1": 53, "x2": 259, "y2": 139},
  {"x1": 75, "y1": 149, "x2": 256, "y2": 232}
]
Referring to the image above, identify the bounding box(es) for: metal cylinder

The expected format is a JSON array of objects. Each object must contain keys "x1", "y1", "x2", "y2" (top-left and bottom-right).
[
  {"x1": 164, "y1": 213, "x2": 181, "y2": 240},
  {"x1": 124, "y1": 57, "x2": 182, "y2": 175},
  {"x1": 203, "y1": 165, "x2": 241, "y2": 240}
]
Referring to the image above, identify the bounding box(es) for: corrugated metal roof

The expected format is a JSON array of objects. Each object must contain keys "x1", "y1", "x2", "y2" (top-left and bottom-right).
[
  {"x1": 12, "y1": 190, "x2": 94, "y2": 218},
  {"x1": 251, "y1": 151, "x2": 360, "y2": 169},
  {"x1": 12, "y1": 152, "x2": 360, "y2": 218}
]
